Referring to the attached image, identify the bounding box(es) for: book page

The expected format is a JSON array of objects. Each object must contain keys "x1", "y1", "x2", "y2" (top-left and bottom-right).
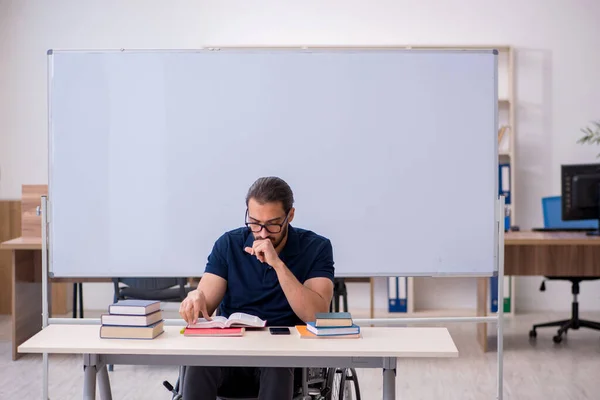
[
  {"x1": 188, "y1": 316, "x2": 227, "y2": 328},
  {"x1": 227, "y1": 312, "x2": 266, "y2": 327}
]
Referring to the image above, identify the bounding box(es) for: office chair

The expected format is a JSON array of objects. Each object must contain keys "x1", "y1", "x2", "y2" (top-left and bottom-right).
[
  {"x1": 112, "y1": 277, "x2": 193, "y2": 303},
  {"x1": 330, "y1": 278, "x2": 348, "y2": 313},
  {"x1": 72, "y1": 282, "x2": 84, "y2": 318},
  {"x1": 529, "y1": 196, "x2": 600, "y2": 343}
]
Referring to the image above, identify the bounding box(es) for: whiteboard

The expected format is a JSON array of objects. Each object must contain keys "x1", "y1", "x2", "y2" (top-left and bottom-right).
[{"x1": 47, "y1": 48, "x2": 499, "y2": 278}]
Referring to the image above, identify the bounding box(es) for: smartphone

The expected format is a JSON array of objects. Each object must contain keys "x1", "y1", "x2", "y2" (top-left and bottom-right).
[{"x1": 269, "y1": 327, "x2": 290, "y2": 335}]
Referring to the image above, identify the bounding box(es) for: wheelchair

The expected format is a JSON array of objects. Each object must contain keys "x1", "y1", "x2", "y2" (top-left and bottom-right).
[
  {"x1": 163, "y1": 364, "x2": 360, "y2": 400},
  {"x1": 164, "y1": 279, "x2": 360, "y2": 399}
]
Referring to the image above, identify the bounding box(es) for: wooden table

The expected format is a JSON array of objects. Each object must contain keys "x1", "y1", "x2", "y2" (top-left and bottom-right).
[
  {"x1": 503, "y1": 231, "x2": 600, "y2": 275},
  {"x1": 1, "y1": 237, "x2": 45, "y2": 361},
  {"x1": 0, "y1": 237, "x2": 111, "y2": 360},
  {"x1": 476, "y1": 231, "x2": 600, "y2": 351},
  {"x1": 18, "y1": 324, "x2": 458, "y2": 400}
]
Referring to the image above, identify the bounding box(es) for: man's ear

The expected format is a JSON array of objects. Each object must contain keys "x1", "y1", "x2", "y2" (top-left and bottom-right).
[{"x1": 288, "y1": 207, "x2": 295, "y2": 224}]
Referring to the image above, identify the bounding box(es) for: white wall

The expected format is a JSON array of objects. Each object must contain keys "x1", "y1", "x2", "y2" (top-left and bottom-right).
[{"x1": 2, "y1": 0, "x2": 600, "y2": 312}]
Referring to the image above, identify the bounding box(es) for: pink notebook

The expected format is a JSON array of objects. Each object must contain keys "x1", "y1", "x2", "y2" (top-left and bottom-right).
[{"x1": 183, "y1": 327, "x2": 245, "y2": 337}]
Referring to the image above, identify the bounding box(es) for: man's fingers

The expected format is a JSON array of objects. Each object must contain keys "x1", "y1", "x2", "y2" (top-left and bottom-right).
[
  {"x1": 246, "y1": 242, "x2": 264, "y2": 261},
  {"x1": 255, "y1": 242, "x2": 268, "y2": 263},
  {"x1": 192, "y1": 301, "x2": 200, "y2": 325},
  {"x1": 253, "y1": 239, "x2": 269, "y2": 247},
  {"x1": 189, "y1": 303, "x2": 197, "y2": 324},
  {"x1": 249, "y1": 241, "x2": 265, "y2": 253},
  {"x1": 246, "y1": 240, "x2": 273, "y2": 263},
  {"x1": 202, "y1": 303, "x2": 212, "y2": 321},
  {"x1": 180, "y1": 301, "x2": 190, "y2": 323},
  {"x1": 183, "y1": 304, "x2": 191, "y2": 324},
  {"x1": 253, "y1": 243, "x2": 265, "y2": 262}
]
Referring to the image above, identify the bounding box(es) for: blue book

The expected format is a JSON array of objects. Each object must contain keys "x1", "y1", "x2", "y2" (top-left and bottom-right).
[
  {"x1": 306, "y1": 322, "x2": 360, "y2": 336},
  {"x1": 108, "y1": 299, "x2": 161, "y2": 316}
]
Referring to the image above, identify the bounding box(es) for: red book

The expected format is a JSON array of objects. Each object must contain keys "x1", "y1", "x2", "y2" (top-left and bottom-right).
[{"x1": 183, "y1": 327, "x2": 245, "y2": 337}]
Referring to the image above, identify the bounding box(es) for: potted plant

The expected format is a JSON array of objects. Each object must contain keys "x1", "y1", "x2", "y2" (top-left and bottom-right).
[{"x1": 577, "y1": 120, "x2": 600, "y2": 157}]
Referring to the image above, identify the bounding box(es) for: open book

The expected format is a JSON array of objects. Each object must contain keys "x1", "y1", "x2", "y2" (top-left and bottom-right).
[{"x1": 187, "y1": 312, "x2": 266, "y2": 329}]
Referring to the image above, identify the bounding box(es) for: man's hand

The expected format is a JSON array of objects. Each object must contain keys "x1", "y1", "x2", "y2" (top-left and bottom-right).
[
  {"x1": 245, "y1": 239, "x2": 281, "y2": 267},
  {"x1": 179, "y1": 289, "x2": 211, "y2": 325}
]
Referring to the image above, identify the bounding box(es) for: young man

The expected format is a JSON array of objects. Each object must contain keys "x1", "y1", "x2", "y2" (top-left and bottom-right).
[{"x1": 179, "y1": 176, "x2": 335, "y2": 400}]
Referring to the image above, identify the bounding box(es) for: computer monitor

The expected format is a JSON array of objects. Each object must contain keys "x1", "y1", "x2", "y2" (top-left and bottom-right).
[{"x1": 561, "y1": 163, "x2": 600, "y2": 236}]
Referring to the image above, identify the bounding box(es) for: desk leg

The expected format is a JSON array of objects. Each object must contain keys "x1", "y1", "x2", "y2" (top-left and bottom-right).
[
  {"x1": 12, "y1": 249, "x2": 42, "y2": 361},
  {"x1": 83, "y1": 364, "x2": 97, "y2": 400},
  {"x1": 370, "y1": 278, "x2": 375, "y2": 319},
  {"x1": 83, "y1": 355, "x2": 113, "y2": 400},
  {"x1": 370, "y1": 278, "x2": 375, "y2": 327},
  {"x1": 98, "y1": 365, "x2": 113, "y2": 400},
  {"x1": 382, "y1": 357, "x2": 396, "y2": 400},
  {"x1": 43, "y1": 353, "x2": 49, "y2": 400},
  {"x1": 83, "y1": 354, "x2": 101, "y2": 400}
]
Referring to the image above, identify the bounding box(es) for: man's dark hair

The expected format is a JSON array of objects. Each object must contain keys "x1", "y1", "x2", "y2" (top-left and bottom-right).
[{"x1": 245, "y1": 177, "x2": 294, "y2": 214}]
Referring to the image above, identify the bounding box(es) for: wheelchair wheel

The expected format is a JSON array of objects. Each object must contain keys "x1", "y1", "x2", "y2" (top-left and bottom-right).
[
  {"x1": 324, "y1": 367, "x2": 360, "y2": 400},
  {"x1": 344, "y1": 368, "x2": 360, "y2": 400}
]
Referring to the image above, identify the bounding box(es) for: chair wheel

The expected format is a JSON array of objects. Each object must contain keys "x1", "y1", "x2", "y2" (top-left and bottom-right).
[
  {"x1": 529, "y1": 330, "x2": 537, "y2": 338},
  {"x1": 553, "y1": 335, "x2": 562, "y2": 343}
]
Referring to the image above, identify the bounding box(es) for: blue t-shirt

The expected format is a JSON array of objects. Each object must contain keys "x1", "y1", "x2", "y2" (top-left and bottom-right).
[{"x1": 203, "y1": 225, "x2": 335, "y2": 327}]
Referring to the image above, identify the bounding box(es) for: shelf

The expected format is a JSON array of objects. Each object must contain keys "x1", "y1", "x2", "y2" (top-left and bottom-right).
[
  {"x1": 403, "y1": 308, "x2": 478, "y2": 318},
  {"x1": 351, "y1": 308, "x2": 479, "y2": 319}
]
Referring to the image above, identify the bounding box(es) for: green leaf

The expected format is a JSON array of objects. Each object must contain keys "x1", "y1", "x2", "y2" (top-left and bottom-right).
[{"x1": 577, "y1": 120, "x2": 600, "y2": 148}]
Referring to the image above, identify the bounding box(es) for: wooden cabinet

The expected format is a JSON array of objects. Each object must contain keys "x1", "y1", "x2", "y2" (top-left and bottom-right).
[
  {"x1": 0, "y1": 200, "x2": 21, "y2": 314},
  {"x1": 0, "y1": 185, "x2": 72, "y2": 316}
]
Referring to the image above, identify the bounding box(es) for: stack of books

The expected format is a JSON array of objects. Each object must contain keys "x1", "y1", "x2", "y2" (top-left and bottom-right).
[
  {"x1": 100, "y1": 299, "x2": 165, "y2": 339},
  {"x1": 296, "y1": 312, "x2": 361, "y2": 339}
]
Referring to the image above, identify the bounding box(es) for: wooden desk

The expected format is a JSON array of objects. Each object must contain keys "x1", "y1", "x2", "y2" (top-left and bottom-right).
[
  {"x1": 476, "y1": 231, "x2": 600, "y2": 351},
  {"x1": 0, "y1": 237, "x2": 111, "y2": 360},
  {"x1": 19, "y1": 324, "x2": 458, "y2": 400},
  {"x1": 503, "y1": 231, "x2": 600, "y2": 276},
  {"x1": 0, "y1": 200, "x2": 23, "y2": 314},
  {"x1": 1, "y1": 236, "x2": 42, "y2": 250},
  {"x1": 1, "y1": 237, "x2": 45, "y2": 361}
]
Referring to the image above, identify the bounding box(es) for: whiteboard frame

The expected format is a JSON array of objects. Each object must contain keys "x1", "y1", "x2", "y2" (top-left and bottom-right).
[
  {"x1": 46, "y1": 47, "x2": 500, "y2": 279},
  {"x1": 42, "y1": 46, "x2": 504, "y2": 399}
]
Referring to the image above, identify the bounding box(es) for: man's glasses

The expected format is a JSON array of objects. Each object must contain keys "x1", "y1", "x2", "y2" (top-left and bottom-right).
[{"x1": 245, "y1": 209, "x2": 289, "y2": 234}]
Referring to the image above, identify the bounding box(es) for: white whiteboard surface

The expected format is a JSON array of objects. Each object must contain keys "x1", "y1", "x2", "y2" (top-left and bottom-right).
[{"x1": 47, "y1": 48, "x2": 498, "y2": 278}]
